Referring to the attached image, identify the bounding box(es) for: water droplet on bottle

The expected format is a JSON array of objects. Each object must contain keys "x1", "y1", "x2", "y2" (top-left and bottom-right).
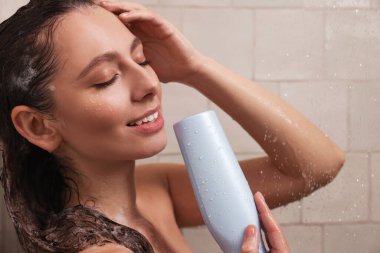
[
  {"x1": 194, "y1": 130, "x2": 199, "y2": 134},
  {"x1": 199, "y1": 156, "x2": 203, "y2": 160},
  {"x1": 187, "y1": 142, "x2": 191, "y2": 146},
  {"x1": 208, "y1": 214, "x2": 212, "y2": 218}
]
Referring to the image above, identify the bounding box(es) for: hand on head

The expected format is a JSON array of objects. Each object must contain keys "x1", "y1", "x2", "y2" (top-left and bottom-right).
[
  {"x1": 97, "y1": 1, "x2": 204, "y2": 84},
  {"x1": 241, "y1": 192, "x2": 291, "y2": 253}
]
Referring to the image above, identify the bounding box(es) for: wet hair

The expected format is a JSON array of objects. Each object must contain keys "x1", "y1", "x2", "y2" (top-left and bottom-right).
[{"x1": 0, "y1": 1, "x2": 154, "y2": 252}]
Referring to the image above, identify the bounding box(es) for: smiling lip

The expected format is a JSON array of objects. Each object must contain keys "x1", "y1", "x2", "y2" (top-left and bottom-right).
[
  {"x1": 127, "y1": 106, "x2": 160, "y2": 125},
  {"x1": 128, "y1": 107, "x2": 164, "y2": 133}
]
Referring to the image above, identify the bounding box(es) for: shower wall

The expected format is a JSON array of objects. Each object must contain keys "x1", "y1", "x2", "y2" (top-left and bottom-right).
[{"x1": 1, "y1": 0, "x2": 380, "y2": 252}]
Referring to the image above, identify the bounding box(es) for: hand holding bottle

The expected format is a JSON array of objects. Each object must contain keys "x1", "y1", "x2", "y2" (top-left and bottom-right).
[{"x1": 241, "y1": 192, "x2": 290, "y2": 253}]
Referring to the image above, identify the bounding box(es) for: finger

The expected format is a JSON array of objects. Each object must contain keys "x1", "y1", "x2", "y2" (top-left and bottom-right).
[
  {"x1": 254, "y1": 192, "x2": 290, "y2": 251},
  {"x1": 119, "y1": 10, "x2": 155, "y2": 22},
  {"x1": 100, "y1": 1, "x2": 146, "y2": 12},
  {"x1": 241, "y1": 225, "x2": 258, "y2": 253}
]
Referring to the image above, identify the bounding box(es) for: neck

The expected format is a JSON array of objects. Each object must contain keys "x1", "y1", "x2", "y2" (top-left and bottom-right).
[{"x1": 65, "y1": 158, "x2": 140, "y2": 226}]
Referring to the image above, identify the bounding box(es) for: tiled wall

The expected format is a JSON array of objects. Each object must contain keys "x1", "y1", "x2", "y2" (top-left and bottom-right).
[{"x1": 1, "y1": 0, "x2": 380, "y2": 252}]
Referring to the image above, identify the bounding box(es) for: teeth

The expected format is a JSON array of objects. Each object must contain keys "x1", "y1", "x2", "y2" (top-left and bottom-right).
[{"x1": 128, "y1": 111, "x2": 159, "y2": 126}]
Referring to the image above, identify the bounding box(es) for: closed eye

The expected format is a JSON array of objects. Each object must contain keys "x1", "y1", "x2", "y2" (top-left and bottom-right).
[
  {"x1": 93, "y1": 74, "x2": 119, "y2": 89},
  {"x1": 139, "y1": 60, "x2": 150, "y2": 66}
]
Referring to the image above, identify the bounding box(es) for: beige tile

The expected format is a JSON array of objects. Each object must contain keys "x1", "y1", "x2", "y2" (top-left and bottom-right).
[
  {"x1": 349, "y1": 82, "x2": 380, "y2": 151},
  {"x1": 183, "y1": 8, "x2": 254, "y2": 79},
  {"x1": 302, "y1": 153, "x2": 369, "y2": 223},
  {"x1": 1, "y1": 203, "x2": 20, "y2": 253},
  {"x1": 325, "y1": 10, "x2": 380, "y2": 80},
  {"x1": 161, "y1": 83, "x2": 209, "y2": 154},
  {"x1": 159, "y1": 0, "x2": 230, "y2": 7},
  {"x1": 254, "y1": 10, "x2": 324, "y2": 81},
  {"x1": 371, "y1": 153, "x2": 380, "y2": 221},
  {"x1": 372, "y1": 0, "x2": 380, "y2": 8},
  {"x1": 272, "y1": 201, "x2": 302, "y2": 224},
  {"x1": 182, "y1": 226, "x2": 222, "y2": 253},
  {"x1": 324, "y1": 224, "x2": 380, "y2": 253},
  {"x1": 233, "y1": 0, "x2": 304, "y2": 7},
  {"x1": 305, "y1": 0, "x2": 371, "y2": 8},
  {"x1": 132, "y1": 0, "x2": 159, "y2": 5},
  {"x1": 281, "y1": 225, "x2": 322, "y2": 253},
  {"x1": 281, "y1": 82, "x2": 348, "y2": 151},
  {"x1": 157, "y1": 154, "x2": 184, "y2": 163},
  {"x1": 149, "y1": 7, "x2": 182, "y2": 30},
  {"x1": 0, "y1": 0, "x2": 28, "y2": 22},
  {"x1": 135, "y1": 155, "x2": 159, "y2": 166}
]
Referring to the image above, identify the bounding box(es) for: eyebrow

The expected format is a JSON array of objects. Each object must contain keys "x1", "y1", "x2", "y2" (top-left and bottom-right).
[{"x1": 77, "y1": 37, "x2": 142, "y2": 80}]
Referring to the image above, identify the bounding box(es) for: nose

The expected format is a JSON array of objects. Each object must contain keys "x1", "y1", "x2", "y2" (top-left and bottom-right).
[{"x1": 129, "y1": 64, "x2": 160, "y2": 102}]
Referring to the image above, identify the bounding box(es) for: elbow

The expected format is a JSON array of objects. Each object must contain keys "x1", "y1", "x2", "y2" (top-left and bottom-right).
[
  {"x1": 324, "y1": 147, "x2": 345, "y2": 185},
  {"x1": 305, "y1": 148, "x2": 345, "y2": 194}
]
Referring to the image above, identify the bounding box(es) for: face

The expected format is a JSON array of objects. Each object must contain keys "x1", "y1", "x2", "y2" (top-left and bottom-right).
[{"x1": 50, "y1": 6, "x2": 166, "y2": 166}]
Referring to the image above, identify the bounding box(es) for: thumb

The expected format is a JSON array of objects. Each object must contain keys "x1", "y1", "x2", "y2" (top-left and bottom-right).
[{"x1": 241, "y1": 225, "x2": 259, "y2": 253}]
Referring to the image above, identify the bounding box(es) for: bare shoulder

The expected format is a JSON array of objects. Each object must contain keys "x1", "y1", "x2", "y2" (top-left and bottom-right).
[{"x1": 79, "y1": 244, "x2": 133, "y2": 253}]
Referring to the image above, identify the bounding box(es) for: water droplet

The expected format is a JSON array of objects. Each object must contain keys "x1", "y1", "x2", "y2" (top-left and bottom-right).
[
  {"x1": 285, "y1": 52, "x2": 290, "y2": 57},
  {"x1": 306, "y1": 54, "x2": 310, "y2": 58},
  {"x1": 284, "y1": 93, "x2": 288, "y2": 97},
  {"x1": 187, "y1": 142, "x2": 191, "y2": 146},
  {"x1": 208, "y1": 214, "x2": 212, "y2": 218},
  {"x1": 359, "y1": 63, "x2": 363, "y2": 67},
  {"x1": 355, "y1": 9, "x2": 359, "y2": 14},
  {"x1": 356, "y1": 178, "x2": 360, "y2": 183},
  {"x1": 199, "y1": 156, "x2": 203, "y2": 160},
  {"x1": 194, "y1": 130, "x2": 199, "y2": 134},
  {"x1": 183, "y1": 126, "x2": 187, "y2": 130}
]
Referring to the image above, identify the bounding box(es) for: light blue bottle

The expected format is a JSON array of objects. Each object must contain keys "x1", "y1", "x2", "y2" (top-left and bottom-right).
[{"x1": 173, "y1": 111, "x2": 267, "y2": 253}]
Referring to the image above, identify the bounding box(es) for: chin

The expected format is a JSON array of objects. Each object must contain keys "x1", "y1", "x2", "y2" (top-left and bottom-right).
[{"x1": 135, "y1": 132, "x2": 167, "y2": 160}]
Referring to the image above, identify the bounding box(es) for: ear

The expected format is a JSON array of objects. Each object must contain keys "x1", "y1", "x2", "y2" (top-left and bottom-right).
[{"x1": 11, "y1": 105, "x2": 62, "y2": 153}]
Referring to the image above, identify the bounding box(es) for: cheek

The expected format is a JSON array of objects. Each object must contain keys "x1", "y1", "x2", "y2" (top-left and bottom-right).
[{"x1": 56, "y1": 90, "x2": 129, "y2": 133}]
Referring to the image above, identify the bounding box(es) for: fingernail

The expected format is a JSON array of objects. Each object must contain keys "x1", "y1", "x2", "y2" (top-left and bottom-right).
[
  {"x1": 257, "y1": 191, "x2": 265, "y2": 201},
  {"x1": 247, "y1": 226, "x2": 256, "y2": 238},
  {"x1": 120, "y1": 12, "x2": 130, "y2": 18}
]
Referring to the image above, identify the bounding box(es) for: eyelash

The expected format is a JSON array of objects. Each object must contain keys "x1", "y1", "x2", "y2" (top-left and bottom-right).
[
  {"x1": 93, "y1": 60, "x2": 151, "y2": 89},
  {"x1": 94, "y1": 74, "x2": 119, "y2": 89},
  {"x1": 139, "y1": 60, "x2": 150, "y2": 66}
]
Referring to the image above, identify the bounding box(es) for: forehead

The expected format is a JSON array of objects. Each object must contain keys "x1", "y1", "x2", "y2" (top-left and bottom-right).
[{"x1": 53, "y1": 6, "x2": 135, "y2": 74}]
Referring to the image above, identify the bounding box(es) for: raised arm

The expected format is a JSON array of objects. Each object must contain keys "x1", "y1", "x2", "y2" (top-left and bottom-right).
[
  {"x1": 183, "y1": 55, "x2": 345, "y2": 207},
  {"x1": 100, "y1": 1, "x2": 344, "y2": 226}
]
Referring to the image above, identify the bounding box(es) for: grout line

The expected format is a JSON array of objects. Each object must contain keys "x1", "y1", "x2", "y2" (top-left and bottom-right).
[
  {"x1": 321, "y1": 225, "x2": 325, "y2": 253},
  {"x1": 368, "y1": 153, "x2": 373, "y2": 221},
  {"x1": 347, "y1": 82, "x2": 352, "y2": 152},
  {"x1": 322, "y1": 9, "x2": 327, "y2": 80}
]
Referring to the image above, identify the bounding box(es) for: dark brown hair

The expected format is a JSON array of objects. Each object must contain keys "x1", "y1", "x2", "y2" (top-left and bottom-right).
[{"x1": 0, "y1": 1, "x2": 154, "y2": 252}]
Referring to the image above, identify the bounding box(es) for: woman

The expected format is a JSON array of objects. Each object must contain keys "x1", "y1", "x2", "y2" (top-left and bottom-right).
[{"x1": 0, "y1": 0, "x2": 344, "y2": 252}]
